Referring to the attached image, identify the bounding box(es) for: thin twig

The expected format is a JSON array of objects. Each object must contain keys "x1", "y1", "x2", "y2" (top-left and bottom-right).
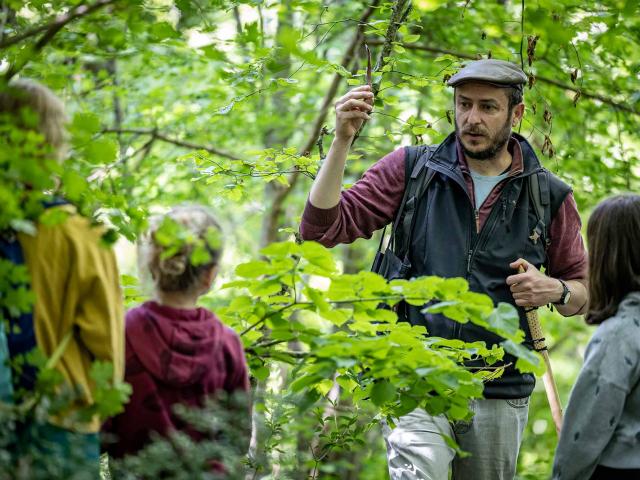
[
  {"x1": 352, "y1": 0, "x2": 412, "y2": 146},
  {"x1": 519, "y1": 0, "x2": 525, "y2": 70},
  {"x1": 101, "y1": 128, "x2": 241, "y2": 160},
  {"x1": 569, "y1": 41, "x2": 583, "y2": 89}
]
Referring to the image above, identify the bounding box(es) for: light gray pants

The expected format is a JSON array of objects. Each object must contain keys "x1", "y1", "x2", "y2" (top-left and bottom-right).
[{"x1": 383, "y1": 398, "x2": 529, "y2": 480}]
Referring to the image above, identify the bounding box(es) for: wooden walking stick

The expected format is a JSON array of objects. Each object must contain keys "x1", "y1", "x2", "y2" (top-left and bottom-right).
[{"x1": 519, "y1": 265, "x2": 564, "y2": 435}]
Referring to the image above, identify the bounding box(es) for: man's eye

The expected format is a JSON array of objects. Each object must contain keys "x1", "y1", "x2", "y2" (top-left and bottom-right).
[{"x1": 482, "y1": 104, "x2": 496, "y2": 111}]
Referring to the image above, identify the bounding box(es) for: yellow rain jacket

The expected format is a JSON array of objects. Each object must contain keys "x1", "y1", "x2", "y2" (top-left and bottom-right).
[{"x1": 18, "y1": 205, "x2": 124, "y2": 433}]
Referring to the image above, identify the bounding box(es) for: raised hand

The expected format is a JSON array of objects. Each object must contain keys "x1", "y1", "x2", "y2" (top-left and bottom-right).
[{"x1": 334, "y1": 85, "x2": 374, "y2": 141}]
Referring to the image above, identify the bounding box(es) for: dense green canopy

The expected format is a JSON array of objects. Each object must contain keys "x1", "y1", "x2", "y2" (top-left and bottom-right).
[{"x1": 1, "y1": 0, "x2": 638, "y2": 478}]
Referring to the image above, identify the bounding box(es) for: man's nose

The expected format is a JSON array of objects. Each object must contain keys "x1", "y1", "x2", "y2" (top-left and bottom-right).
[{"x1": 467, "y1": 104, "x2": 482, "y2": 124}]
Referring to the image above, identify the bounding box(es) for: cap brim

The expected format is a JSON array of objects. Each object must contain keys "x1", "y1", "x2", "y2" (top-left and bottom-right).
[{"x1": 448, "y1": 78, "x2": 524, "y2": 90}]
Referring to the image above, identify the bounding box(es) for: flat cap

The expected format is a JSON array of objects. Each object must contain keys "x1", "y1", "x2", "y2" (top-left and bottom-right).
[{"x1": 447, "y1": 59, "x2": 527, "y2": 89}]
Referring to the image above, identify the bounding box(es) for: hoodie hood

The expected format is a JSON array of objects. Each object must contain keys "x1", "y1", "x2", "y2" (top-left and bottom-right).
[{"x1": 126, "y1": 301, "x2": 224, "y2": 387}]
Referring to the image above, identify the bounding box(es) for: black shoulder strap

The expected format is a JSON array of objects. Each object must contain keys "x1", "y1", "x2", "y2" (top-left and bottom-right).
[
  {"x1": 391, "y1": 145, "x2": 436, "y2": 258},
  {"x1": 371, "y1": 145, "x2": 437, "y2": 277},
  {"x1": 528, "y1": 169, "x2": 550, "y2": 248}
]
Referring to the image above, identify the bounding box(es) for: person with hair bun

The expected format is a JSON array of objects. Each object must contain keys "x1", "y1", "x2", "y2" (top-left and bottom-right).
[
  {"x1": 103, "y1": 205, "x2": 250, "y2": 465},
  {"x1": 553, "y1": 194, "x2": 640, "y2": 480}
]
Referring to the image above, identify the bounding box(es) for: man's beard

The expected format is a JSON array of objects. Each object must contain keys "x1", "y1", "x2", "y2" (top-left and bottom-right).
[{"x1": 455, "y1": 116, "x2": 512, "y2": 161}]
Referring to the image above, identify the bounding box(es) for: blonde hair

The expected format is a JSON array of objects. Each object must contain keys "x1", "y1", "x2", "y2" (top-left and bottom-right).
[
  {"x1": 144, "y1": 205, "x2": 223, "y2": 293},
  {"x1": 0, "y1": 78, "x2": 68, "y2": 160}
]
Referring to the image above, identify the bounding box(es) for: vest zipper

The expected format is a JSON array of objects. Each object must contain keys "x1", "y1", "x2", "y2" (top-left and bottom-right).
[
  {"x1": 466, "y1": 178, "x2": 527, "y2": 276},
  {"x1": 426, "y1": 164, "x2": 541, "y2": 278}
]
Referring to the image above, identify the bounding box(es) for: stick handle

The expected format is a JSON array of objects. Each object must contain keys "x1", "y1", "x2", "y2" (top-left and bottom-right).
[
  {"x1": 518, "y1": 265, "x2": 564, "y2": 435},
  {"x1": 542, "y1": 351, "x2": 564, "y2": 435}
]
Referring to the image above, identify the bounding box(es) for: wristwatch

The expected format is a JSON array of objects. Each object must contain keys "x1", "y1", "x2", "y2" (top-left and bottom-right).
[{"x1": 556, "y1": 279, "x2": 571, "y2": 305}]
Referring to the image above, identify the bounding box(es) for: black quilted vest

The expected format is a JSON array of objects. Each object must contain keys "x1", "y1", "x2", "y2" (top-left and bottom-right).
[{"x1": 402, "y1": 132, "x2": 571, "y2": 399}]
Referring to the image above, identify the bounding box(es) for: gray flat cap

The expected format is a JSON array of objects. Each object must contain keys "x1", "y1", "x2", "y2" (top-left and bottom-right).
[{"x1": 447, "y1": 59, "x2": 527, "y2": 89}]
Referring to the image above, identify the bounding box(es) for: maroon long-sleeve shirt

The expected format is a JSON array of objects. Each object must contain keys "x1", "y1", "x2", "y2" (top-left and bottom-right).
[{"x1": 301, "y1": 138, "x2": 587, "y2": 281}]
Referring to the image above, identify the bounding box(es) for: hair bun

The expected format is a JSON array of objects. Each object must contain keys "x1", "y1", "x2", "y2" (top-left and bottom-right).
[{"x1": 158, "y1": 255, "x2": 188, "y2": 276}]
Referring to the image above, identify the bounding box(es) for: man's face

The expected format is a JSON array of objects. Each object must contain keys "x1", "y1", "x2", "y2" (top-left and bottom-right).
[{"x1": 454, "y1": 82, "x2": 522, "y2": 161}]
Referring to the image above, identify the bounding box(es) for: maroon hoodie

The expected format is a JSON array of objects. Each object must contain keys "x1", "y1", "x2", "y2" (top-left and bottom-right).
[{"x1": 103, "y1": 301, "x2": 250, "y2": 459}]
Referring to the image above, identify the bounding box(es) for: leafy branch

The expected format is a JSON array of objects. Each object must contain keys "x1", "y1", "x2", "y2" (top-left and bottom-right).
[
  {"x1": 365, "y1": 39, "x2": 639, "y2": 116},
  {"x1": 0, "y1": 0, "x2": 118, "y2": 50},
  {"x1": 3, "y1": 0, "x2": 119, "y2": 79},
  {"x1": 101, "y1": 128, "x2": 241, "y2": 161},
  {"x1": 259, "y1": 0, "x2": 381, "y2": 246},
  {"x1": 193, "y1": 152, "x2": 316, "y2": 183}
]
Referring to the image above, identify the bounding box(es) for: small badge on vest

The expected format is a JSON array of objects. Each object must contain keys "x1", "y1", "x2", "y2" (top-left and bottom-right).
[{"x1": 529, "y1": 229, "x2": 540, "y2": 244}]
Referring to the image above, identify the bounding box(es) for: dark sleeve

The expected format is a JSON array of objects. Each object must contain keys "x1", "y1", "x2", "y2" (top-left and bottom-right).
[
  {"x1": 546, "y1": 192, "x2": 587, "y2": 281},
  {"x1": 299, "y1": 148, "x2": 406, "y2": 247}
]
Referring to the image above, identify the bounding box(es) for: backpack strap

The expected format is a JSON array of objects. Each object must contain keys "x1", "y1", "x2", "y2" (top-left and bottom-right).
[
  {"x1": 394, "y1": 146, "x2": 436, "y2": 259},
  {"x1": 371, "y1": 145, "x2": 437, "y2": 279},
  {"x1": 528, "y1": 168, "x2": 573, "y2": 276},
  {"x1": 373, "y1": 148, "x2": 422, "y2": 255},
  {"x1": 528, "y1": 170, "x2": 550, "y2": 249}
]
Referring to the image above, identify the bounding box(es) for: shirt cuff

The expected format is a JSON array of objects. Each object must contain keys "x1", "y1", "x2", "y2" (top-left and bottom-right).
[{"x1": 302, "y1": 199, "x2": 340, "y2": 227}]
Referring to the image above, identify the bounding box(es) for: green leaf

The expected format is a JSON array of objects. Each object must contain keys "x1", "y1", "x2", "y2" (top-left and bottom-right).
[
  {"x1": 85, "y1": 138, "x2": 118, "y2": 165},
  {"x1": 249, "y1": 278, "x2": 282, "y2": 297},
  {"x1": 70, "y1": 112, "x2": 100, "y2": 138},
  {"x1": 371, "y1": 380, "x2": 396, "y2": 406},
  {"x1": 320, "y1": 308, "x2": 351, "y2": 326},
  {"x1": 235, "y1": 261, "x2": 272, "y2": 278},
  {"x1": 253, "y1": 365, "x2": 270, "y2": 381},
  {"x1": 260, "y1": 241, "x2": 299, "y2": 258},
  {"x1": 290, "y1": 374, "x2": 321, "y2": 392},
  {"x1": 300, "y1": 241, "x2": 337, "y2": 273},
  {"x1": 39, "y1": 207, "x2": 69, "y2": 227},
  {"x1": 150, "y1": 22, "x2": 180, "y2": 41},
  {"x1": 190, "y1": 243, "x2": 211, "y2": 266},
  {"x1": 484, "y1": 303, "x2": 524, "y2": 343},
  {"x1": 502, "y1": 340, "x2": 545, "y2": 375},
  {"x1": 61, "y1": 170, "x2": 88, "y2": 201}
]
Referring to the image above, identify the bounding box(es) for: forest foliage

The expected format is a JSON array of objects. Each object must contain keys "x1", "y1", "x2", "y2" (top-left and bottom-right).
[{"x1": 1, "y1": 0, "x2": 639, "y2": 478}]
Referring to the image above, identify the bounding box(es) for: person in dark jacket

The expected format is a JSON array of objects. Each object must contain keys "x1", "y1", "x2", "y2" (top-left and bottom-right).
[
  {"x1": 103, "y1": 205, "x2": 250, "y2": 469},
  {"x1": 553, "y1": 195, "x2": 640, "y2": 480},
  {"x1": 300, "y1": 60, "x2": 588, "y2": 479}
]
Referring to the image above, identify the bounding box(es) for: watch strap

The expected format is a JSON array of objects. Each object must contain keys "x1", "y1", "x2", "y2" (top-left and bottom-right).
[{"x1": 557, "y1": 279, "x2": 570, "y2": 305}]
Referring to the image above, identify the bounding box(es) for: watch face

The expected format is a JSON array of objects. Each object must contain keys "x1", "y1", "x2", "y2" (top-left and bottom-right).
[{"x1": 563, "y1": 290, "x2": 571, "y2": 305}]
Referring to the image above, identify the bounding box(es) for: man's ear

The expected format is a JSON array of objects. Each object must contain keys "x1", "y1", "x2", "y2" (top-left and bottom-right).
[{"x1": 512, "y1": 103, "x2": 525, "y2": 126}]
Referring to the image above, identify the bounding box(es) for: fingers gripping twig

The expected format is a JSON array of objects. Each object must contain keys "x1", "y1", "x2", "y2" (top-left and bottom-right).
[{"x1": 352, "y1": 0, "x2": 412, "y2": 146}]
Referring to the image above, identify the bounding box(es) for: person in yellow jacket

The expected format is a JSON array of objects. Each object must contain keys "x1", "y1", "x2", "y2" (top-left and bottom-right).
[{"x1": 0, "y1": 79, "x2": 124, "y2": 473}]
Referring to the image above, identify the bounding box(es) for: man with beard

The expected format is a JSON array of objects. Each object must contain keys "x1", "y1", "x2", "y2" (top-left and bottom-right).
[{"x1": 299, "y1": 60, "x2": 588, "y2": 479}]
